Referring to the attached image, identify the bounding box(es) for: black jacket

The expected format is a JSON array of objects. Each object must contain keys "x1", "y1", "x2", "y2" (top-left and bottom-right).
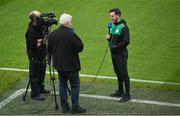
[
  {"x1": 108, "y1": 19, "x2": 130, "y2": 54},
  {"x1": 48, "y1": 26, "x2": 84, "y2": 72},
  {"x1": 25, "y1": 22, "x2": 46, "y2": 60}
]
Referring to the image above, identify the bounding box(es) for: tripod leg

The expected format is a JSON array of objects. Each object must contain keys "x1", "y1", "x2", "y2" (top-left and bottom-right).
[
  {"x1": 49, "y1": 66, "x2": 58, "y2": 110},
  {"x1": 52, "y1": 79, "x2": 58, "y2": 110},
  {"x1": 67, "y1": 82, "x2": 71, "y2": 95},
  {"x1": 23, "y1": 80, "x2": 30, "y2": 101},
  {"x1": 52, "y1": 67, "x2": 58, "y2": 110}
]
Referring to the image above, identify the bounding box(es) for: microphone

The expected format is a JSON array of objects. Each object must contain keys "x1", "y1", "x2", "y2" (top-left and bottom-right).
[{"x1": 107, "y1": 22, "x2": 112, "y2": 34}]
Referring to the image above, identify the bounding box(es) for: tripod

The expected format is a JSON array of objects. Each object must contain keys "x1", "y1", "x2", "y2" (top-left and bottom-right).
[
  {"x1": 22, "y1": 24, "x2": 59, "y2": 109},
  {"x1": 45, "y1": 26, "x2": 58, "y2": 110},
  {"x1": 48, "y1": 64, "x2": 58, "y2": 110},
  {"x1": 22, "y1": 79, "x2": 30, "y2": 101},
  {"x1": 22, "y1": 62, "x2": 58, "y2": 110}
]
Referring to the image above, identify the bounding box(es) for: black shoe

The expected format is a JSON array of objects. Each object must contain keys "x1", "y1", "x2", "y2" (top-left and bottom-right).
[
  {"x1": 110, "y1": 90, "x2": 124, "y2": 97},
  {"x1": 72, "y1": 107, "x2": 87, "y2": 113},
  {"x1": 62, "y1": 103, "x2": 71, "y2": 113},
  {"x1": 31, "y1": 95, "x2": 45, "y2": 101},
  {"x1": 119, "y1": 95, "x2": 131, "y2": 102},
  {"x1": 40, "y1": 89, "x2": 50, "y2": 94}
]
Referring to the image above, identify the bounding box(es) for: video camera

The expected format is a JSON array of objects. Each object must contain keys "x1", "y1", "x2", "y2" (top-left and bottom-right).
[{"x1": 40, "y1": 12, "x2": 58, "y2": 32}]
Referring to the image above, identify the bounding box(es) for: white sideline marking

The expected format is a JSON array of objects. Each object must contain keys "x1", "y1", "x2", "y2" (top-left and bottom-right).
[
  {"x1": 0, "y1": 89, "x2": 25, "y2": 109},
  {"x1": 55, "y1": 92, "x2": 180, "y2": 108},
  {"x1": 80, "y1": 94, "x2": 180, "y2": 108},
  {"x1": 1, "y1": 67, "x2": 180, "y2": 85},
  {"x1": 0, "y1": 89, "x2": 180, "y2": 110}
]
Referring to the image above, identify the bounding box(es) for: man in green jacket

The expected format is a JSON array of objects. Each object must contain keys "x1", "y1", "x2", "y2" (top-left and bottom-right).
[{"x1": 106, "y1": 8, "x2": 131, "y2": 102}]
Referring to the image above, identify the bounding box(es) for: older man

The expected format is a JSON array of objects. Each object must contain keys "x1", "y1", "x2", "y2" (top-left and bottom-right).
[{"x1": 48, "y1": 13, "x2": 86, "y2": 113}]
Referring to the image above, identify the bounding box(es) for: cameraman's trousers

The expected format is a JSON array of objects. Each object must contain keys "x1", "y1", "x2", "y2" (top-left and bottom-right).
[
  {"x1": 111, "y1": 50, "x2": 130, "y2": 96},
  {"x1": 29, "y1": 58, "x2": 46, "y2": 97}
]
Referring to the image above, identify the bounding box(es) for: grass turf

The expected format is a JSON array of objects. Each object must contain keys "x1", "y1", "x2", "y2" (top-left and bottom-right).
[
  {"x1": 0, "y1": 0, "x2": 180, "y2": 114},
  {"x1": 0, "y1": 71, "x2": 20, "y2": 94},
  {"x1": 0, "y1": 0, "x2": 180, "y2": 83},
  {"x1": 0, "y1": 0, "x2": 180, "y2": 95}
]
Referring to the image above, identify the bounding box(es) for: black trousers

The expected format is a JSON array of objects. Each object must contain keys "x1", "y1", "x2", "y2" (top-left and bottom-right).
[
  {"x1": 111, "y1": 50, "x2": 130, "y2": 96},
  {"x1": 29, "y1": 58, "x2": 46, "y2": 97}
]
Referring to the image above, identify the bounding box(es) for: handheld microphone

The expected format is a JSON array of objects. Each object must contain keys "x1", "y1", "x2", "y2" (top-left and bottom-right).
[{"x1": 107, "y1": 22, "x2": 112, "y2": 34}]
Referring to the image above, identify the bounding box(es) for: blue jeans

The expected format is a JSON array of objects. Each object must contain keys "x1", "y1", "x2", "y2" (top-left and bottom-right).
[{"x1": 58, "y1": 71, "x2": 80, "y2": 109}]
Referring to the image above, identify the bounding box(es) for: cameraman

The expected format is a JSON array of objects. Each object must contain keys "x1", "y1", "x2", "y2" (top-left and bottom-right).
[
  {"x1": 25, "y1": 10, "x2": 50, "y2": 101},
  {"x1": 48, "y1": 13, "x2": 86, "y2": 113}
]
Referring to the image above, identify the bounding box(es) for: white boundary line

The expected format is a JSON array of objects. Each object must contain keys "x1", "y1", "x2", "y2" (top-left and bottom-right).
[
  {"x1": 80, "y1": 94, "x2": 180, "y2": 108},
  {"x1": 0, "y1": 67, "x2": 180, "y2": 85},
  {"x1": 0, "y1": 89, "x2": 25, "y2": 109},
  {"x1": 1, "y1": 89, "x2": 180, "y2": 110}
]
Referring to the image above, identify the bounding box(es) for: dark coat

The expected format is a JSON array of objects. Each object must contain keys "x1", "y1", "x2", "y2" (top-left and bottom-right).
[
  {"x1": 25, "y1": 22, "x2": 46, "y2": 61},
  {"x1": 48, "y1": 26, "x2": 84, "y2": 72}
]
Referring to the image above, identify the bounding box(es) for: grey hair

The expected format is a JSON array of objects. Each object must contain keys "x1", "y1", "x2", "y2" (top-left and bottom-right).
[{"x1": 59, "y1": 13, "x2": 72, "y2": 25}]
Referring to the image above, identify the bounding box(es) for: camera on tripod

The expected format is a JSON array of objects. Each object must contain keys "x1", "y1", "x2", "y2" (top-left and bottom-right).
[
  {"x1": 41, "y1": 12, "x2": 58, "y2": 27},
  {"x1": 36, "y1": 12, "x2": 58, "y2": 35}
]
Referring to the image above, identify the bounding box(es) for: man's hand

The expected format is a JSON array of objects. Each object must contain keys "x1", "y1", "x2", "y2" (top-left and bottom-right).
[
  {"x1": 37, "y1": 39, "x2": 43, "y2": 47},
  {"x1": 43, "y1": 37, "x2": 47, "y2": 44},
  {"x1": 106, "y1": 34, "x2": 110, "y2": 40}
]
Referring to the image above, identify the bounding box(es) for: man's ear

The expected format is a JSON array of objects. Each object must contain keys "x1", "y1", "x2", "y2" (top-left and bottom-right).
[
  {"x1": 29, "y1": 13, "x2": 35, "y2": 21},
  {"x1": 66, "y1": 22, "x2": 71, "y2": 27},
  {"x1": 66, "y1": 21, "x2": 70, "y2": 25}
]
